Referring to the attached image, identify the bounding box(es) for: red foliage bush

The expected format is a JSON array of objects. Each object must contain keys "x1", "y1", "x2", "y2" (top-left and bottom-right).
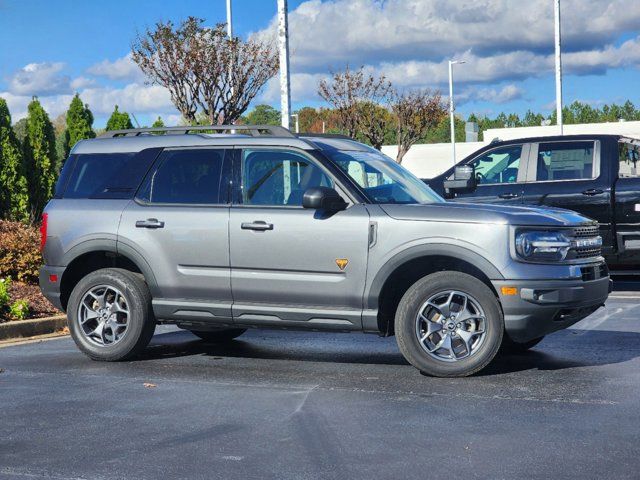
[{"x1": 0, "y1": 220, "x2": 42, "y2": 284}]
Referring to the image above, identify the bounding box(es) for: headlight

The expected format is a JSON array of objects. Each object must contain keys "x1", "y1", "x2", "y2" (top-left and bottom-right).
[{"x1": 515, "y1": 230, "x2": 571, "y2": 262}]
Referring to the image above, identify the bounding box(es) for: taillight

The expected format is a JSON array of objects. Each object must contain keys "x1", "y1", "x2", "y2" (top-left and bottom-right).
[{"x1": 40, "y1": 213, "x2": 48, "y2": 252}]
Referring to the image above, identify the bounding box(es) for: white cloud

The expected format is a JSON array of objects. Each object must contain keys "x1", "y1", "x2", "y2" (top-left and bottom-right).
[
  {"x1": 79, "y1": 83, "x2": 174, "y2": 116},
  {"x1": 0, "y1": 91, "x2": 72, "y2": 121},
  {"x1": 1, "y1": 83, "x2": 177, "y2": 124},
  {"x1": 470, "y1": 84, "x2": 525, "y2": 104},
  {"x1": 257, "y1": 0, "x2": 640, "y2": 72},
  {"x1": 6, "y1": 62, "x2": 72, "y2": 96},
  {"x1": 258, "y1": 72, "x2": 329, "y2": 104},
  {"x1": 86, "y1": 53, "x2": 144, "y2": 82},
  {"x1": 70, "y1": 76, "x2": 96, "y2": 90}
]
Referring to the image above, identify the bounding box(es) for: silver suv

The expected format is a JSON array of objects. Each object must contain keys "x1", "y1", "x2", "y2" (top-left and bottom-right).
[{"x1": 39, "y1": 125, "x2": 610, "y2": 377}]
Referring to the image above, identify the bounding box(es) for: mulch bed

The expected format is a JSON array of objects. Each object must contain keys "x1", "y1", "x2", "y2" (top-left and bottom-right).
[{"x1": 1, "y1": 282, "x2": 61, "y2": 323}]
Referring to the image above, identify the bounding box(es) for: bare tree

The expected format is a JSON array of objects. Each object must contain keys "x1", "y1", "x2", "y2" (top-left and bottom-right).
[
  {"x1": 318, "y1": 66, "x2": 392, "y2": 147},
  {"x1": 132, "y1": 17, "x2": 278, "y2": 125},
  {"x1": 391, "y1": 89, "x2": 447, "y2": 163}
]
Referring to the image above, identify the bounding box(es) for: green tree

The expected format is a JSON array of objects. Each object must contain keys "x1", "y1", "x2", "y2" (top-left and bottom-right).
[
  {"x1": 423, "y1": 115, "x2": 465, "y2": 143},
  {"x1": 13, "y1": 118, "x2": 27, "y2": 144},
  {"x1": 243, "y1": 104, "x2": 281, "y2": 126},
  {"x1": 522, "y1": 110, "x2": 545, "y2": 127},
  {"x1": 23, "y1": 97, "x2": 57, "y2": 217},
  {"x1": 63, "y1": 94, "x2": 95, "y2": 158},
  {"x1": 105, "y1": 105, "x2": 134, "y2": 131},
  {"x1": 152, "y1": 116, "x2": 165, "y2": 128},
  {"x1": 0, "y1": 98, "x2": 29, "y2": 221}
]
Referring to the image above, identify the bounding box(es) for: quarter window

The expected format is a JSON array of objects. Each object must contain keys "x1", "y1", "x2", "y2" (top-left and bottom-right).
[
  {"x1": 536, "y1": 141, "x2": 594, "y2": 181},
  {"x1": 241, "y1": 149, "x2": 333, "y2": 206},
  {"x1": 619, "y1": 142, "x2": 640, "y2": 178},
  {"x1": 137, "y1": 149, "x2": 226, "y2": 204},
  {"x1": 469, "y1": 145, "x2": 522, "y2": 185}
]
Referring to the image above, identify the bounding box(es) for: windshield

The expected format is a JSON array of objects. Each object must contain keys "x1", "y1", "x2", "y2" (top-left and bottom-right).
[{"x1": 326, "y1": 149, "x2": 444, "y2": 204}]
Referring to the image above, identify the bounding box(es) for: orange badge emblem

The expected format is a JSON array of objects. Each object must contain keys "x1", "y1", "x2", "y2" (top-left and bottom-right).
[{"x1": 335, "y1": 258, "x2": 349, "y2": 270}]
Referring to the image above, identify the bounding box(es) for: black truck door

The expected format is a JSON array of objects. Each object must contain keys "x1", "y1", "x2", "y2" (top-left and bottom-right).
[
  {"x1": 451, "y1": 143, "x2": 529, "y2": 205},
  {"x1": 520, "y1": 139, "x2": 614, "y2": 254},
  {"x1": 612, "y1": 139, "x2": 640, "y2": 266}
]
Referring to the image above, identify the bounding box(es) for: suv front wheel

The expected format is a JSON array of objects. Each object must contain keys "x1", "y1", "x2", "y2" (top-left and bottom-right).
[
  {"x1": 395, "y1": 271, "x2": 503, "y2": 377},
  {"x1": 67, "y1": 268, "x2": 156, "y2": 361}
]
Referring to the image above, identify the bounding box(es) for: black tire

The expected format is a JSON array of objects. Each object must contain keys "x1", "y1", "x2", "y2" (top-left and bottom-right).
[
  {"x1": 190, "y1": 329, "x2": 247, "y2": 342},
  {"x1": 501, "y1": 335, "x2": 544, "y2": 353},
  {"x1": 67, "y1": 268, "x2": 156, "y2": 361},
  {"x1": 395, "y1": 271, "x2": 504, "y2": 377}
]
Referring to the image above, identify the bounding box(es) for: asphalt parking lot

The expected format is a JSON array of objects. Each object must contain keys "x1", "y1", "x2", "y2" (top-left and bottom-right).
[{"x1": 1, "y1": 290, "x2": 640, "y2": 480}]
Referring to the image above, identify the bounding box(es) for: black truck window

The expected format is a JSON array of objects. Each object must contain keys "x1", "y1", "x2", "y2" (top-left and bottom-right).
[
  {"x1": 619, "y1": 142, "x2": 640, "y2": 178},
  {"x1": 536, "y1": 141, "x2": 594, "y2": 181},
  {"x1": 470, "y1": 145, "x2": 522, "y2": 185}
]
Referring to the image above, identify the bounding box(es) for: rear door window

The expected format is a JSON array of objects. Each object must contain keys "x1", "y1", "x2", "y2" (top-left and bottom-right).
[
  {"x1": 535, "y1": 141, "x2": 595, "y2": 181},
  {"x1": 60, "y1": 149, "x2": 160, "y2": 199},
  {"x1": 137, "y1": 149, "x2": 227, "y2": 205},
  {"x1": 619, "y1": 141, "x2": 640, "y2": 178}
]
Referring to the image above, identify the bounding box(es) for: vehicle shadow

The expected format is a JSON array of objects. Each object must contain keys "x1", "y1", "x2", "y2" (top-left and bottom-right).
[{"x1": 138, "y1": 328, "x2": 640, "y2": 376}]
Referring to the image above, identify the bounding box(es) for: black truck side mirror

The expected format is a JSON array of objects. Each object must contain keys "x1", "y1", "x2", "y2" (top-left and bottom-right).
[{"x1": 443, "y1": 165, "x2": 477, "y2": 193}]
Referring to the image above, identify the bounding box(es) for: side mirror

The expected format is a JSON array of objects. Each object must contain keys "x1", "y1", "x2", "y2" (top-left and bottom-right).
[
  {"x1": 302, "y1": 187, "x2": 348, "y2": 211},
  {"x1": 443, "y1": 165, "x2": 477, "y2": 193}
]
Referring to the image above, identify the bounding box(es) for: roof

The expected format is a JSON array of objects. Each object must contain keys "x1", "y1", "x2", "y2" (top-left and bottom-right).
[
  {"x1": 72, "y1": 134, "x2": 318, "y2": 154},
  {"x1": 72, "y1": 125, "x2": 373, "y2": 155}
]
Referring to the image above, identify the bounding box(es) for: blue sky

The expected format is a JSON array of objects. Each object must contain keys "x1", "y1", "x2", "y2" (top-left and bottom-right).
[{"x1": 1, "y1": 0, "x2": 639, "y2": 129}]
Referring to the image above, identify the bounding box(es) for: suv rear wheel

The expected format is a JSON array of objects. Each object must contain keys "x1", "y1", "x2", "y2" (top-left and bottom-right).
[
  {"x1": 190, "y1": 329, "x2": 247, "y2": 342},
  {"x1": 67, "y1": 268, "x2": 156, "y2": 361},
  {"x1": 395, "y1": 271, "x2": 503, "y2": 377}
]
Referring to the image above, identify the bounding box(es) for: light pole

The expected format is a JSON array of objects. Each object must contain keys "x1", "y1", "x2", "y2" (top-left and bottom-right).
[
  {"x1": 226, "y1": 0, "x2": 232, "y2": 37},
  {"x1": 291, "y1": 113, "x2": 299, "y2": 133},
  {"x1": 449, "y1": 59, "x2": 465, "y2": 167},
  {"x1": 226, "y1": 0, "x2": 234, "y2": 124},
  {"x1": 277, "y1": 0, "x2": 292, "y2": 130},
  {"x1": 554, "y1": 0, "x2": 563, "y2": 135}
]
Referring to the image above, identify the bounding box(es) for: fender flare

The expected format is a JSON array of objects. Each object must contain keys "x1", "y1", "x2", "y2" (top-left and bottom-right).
[
  {"x1": 60, "y1": 238, "x2": 159, "y2": 296},
  {"x1": 365, "y1": 243, "x2": 504, "y2": 310}
]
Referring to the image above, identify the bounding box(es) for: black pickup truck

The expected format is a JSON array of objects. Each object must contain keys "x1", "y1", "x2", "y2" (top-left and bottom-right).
[{"x1": 428, "y1": 134, "x2": 640, "y2": 273}]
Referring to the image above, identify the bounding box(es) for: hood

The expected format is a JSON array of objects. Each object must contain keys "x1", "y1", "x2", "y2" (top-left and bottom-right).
[{"x1": 380, "y1": 202, "x2": 596, "y2": 227}]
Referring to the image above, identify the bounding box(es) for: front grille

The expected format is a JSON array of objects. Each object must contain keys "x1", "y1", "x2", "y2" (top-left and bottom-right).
[
  {"x1": 573, "y1": 225, "x2": 599, "y2": 238},
  {"x1": 576, "y1": 247, "x2": 602, "y2": 259},
  {"x1": 567, "y1": 225, "x2": 602, "y2": 261}
]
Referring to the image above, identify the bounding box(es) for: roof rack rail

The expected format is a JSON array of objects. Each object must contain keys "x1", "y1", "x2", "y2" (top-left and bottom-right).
[
  {"x1": 98, "y1": 125, "x2": 295, "y2": 139},
  {"x1": 298, "y1": 133, "x2": 354, "y2": 140}
]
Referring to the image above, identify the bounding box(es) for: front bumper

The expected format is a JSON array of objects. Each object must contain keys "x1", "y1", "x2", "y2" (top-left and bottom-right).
[
  {"x1": 492, "y1": 275, "x2": 611, "y2": 343},
  {"x1": 39, "y1": 265, "x2": 66, "y2": 311}
]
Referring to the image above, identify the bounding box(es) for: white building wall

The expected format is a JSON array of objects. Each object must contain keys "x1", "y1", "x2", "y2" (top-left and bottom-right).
[{"x1": 483, "y1": 120, "x2": 640, "y2": 142}]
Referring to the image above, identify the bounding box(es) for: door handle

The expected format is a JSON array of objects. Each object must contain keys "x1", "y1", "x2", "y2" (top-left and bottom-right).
[
  {"x1": 582, "y1": 189, "x2": 604, "y2": 196},
  {"x1": 241, "y1": 220, "x2": 274, "y2": 231},
  {"x1": 498, "y1": 193, "x2": 519, "y2": 199},
  {"x1": 135, "y1": 218, "x2": 165, "y2": 229}
]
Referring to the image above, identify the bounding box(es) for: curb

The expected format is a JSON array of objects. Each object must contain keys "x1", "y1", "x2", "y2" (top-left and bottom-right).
[{"x1": 0, "y1": 315, "x2": 67, "y2": 341}]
